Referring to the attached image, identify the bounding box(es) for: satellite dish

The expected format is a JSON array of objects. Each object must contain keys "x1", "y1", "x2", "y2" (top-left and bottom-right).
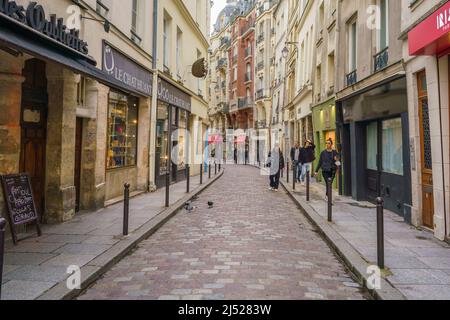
[{"x1": 192, "y1": 58, "x2": 208, "y2": 78}]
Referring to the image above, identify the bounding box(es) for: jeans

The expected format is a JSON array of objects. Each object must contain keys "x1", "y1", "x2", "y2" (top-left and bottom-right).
[
  {"x1": 293, "y1": 161, "x2": 302, "y2": 182},
  {"x1": 301, "y1": 163, "x2": 312, "y2": 182},
  {"x1": 270, "y1": 171, "x2": 281, "y2": 189}
]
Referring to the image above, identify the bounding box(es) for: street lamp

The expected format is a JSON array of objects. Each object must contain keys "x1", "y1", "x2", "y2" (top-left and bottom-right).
[{"x1": 80, "y1": 16, "x2": 111, "y2": 33}]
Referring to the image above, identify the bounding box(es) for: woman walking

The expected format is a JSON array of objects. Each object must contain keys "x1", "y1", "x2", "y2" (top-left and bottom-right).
[{"x1": 314, "y1": 138, "x2": 340, "y2": 199}]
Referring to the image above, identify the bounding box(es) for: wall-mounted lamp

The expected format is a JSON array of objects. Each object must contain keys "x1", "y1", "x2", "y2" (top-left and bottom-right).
[{"x1": 80, "y1": 16, "x2": 111, "y2": 33}]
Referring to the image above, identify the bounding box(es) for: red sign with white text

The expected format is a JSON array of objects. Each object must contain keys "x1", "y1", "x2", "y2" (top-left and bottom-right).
[{"x1": 409, "y1": 1, "x2": 450, "y2": 56}]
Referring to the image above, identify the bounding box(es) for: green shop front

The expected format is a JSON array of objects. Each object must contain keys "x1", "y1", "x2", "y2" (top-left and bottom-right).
[{"x1": 312, "y1": 97, "x2": 338, "y2": 189}]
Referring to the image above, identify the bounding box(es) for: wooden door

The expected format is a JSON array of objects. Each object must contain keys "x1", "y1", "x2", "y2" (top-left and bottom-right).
[
  {"x1": 74, "y1": 118, "x2": 83, "y2": 212},
  {"x1": 417, "y1": 71, "x2": 434, "y2": 229},
  {"x1": 20, "y1": 59, "x2": 48, "y2": 218}
]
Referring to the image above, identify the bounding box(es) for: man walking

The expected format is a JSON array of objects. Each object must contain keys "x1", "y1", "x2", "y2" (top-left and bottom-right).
[
  {"x1": 300, "y1": 139, "x2": 316, "y2": 184},
  {"x1": 268, "y1": 145, "x2": 285, "y2": 191},
  {"x1": 290, "y1": 142, "x2": 302, "y2": 183},
  {"x1": 314, "y1": 138, "x2": 340, "y2": 199}
]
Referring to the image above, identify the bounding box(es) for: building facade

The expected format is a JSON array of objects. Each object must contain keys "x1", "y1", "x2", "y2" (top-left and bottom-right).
[{"x1": 401, "y1": 0, "x2": 450, "y2": 241}]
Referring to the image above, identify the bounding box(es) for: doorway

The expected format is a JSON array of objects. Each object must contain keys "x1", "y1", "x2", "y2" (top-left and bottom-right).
[
  {"x1": 365, "y1": 117, "x2": 406, "y2": 214},
  {"x1": 74, "y1": 118, "x2": 83, "y2": 212},
  {"x1": 20, "y1": 59, "x2": 48, "y2": 218},
  {"x1": 417, "y1": 71, "x2": 434, "y2": 229}
]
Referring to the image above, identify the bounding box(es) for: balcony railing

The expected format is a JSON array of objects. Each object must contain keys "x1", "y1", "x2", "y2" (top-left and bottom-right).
[
  {"x1": 238, "y1": 97, "x2": 254, "y2": 109},
  {"x1": 255, "y1": 120, "x2": 267, "y2": 129},
  {"x1": 220, "y1": 37, "x2": 230, "y2": 48},
  {"x1": 256, "y1": 89, "x2": 266, "y2": 100},
  {"x1": 219, "y1": 102, "x2": 230, "y2": 114},
  {"x1": 221, "y1": 81, "x2": 226, "y2": 89},
  {"x1": 245, "y1": 47, "x2": 252, "y2": 58},
  {"x1": 216, "y1": 58, "x2": 227, "y2": 70},
  {"x1": 233, "y1": 54, "x2": 238, "y2": 64},
  {"x1": 256, "y1": 33, "x2": 265, "y2": 45},
  {"x1": 346, "y1": 70, "x2": 357, "y2": 86},
  {"x1": 245, "y1": 73, "x2": 252, "y2": 82},
  {"x1": 257, "y1": 61, "x2": 264, "y2": 71},
  {"x1": 374, "y1": 47, "x2": 389, "y2": 72}
]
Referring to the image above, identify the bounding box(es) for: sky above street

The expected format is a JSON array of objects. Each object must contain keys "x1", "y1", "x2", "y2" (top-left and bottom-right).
[{"x1": 211, "y1": 0, "x2": 227, "y2": 33}]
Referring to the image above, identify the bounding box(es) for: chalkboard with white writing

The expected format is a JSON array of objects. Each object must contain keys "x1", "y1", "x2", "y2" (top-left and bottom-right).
[{"x1": 1, "y1": 174, "x2": 41, "y2": 244}]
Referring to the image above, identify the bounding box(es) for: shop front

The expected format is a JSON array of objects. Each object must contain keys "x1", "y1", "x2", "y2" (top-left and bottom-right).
[
  {"x1": 155, "y1": 77, "x2": 192, "y2": 189},
  {"x1": 0, "y1": 1, "x2": 153, "y2": 225},
  {"x1": 339, "y1": 77, "x2": 412, "y2": 219},
  {"x1": 407, "y1": 0, "x2": 450, "y2": 238}
]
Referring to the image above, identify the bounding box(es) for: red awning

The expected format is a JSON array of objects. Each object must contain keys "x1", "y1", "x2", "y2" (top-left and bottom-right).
[
  {"x1": 409, "y1": 2, "x2": 450, "y2": 56},
  {"x1": 208, "y1": 134, "x2": 223, "y2": 143}
]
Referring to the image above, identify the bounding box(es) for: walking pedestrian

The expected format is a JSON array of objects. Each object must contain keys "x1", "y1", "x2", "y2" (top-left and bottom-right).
[
  {"x1": 290, "y1": 142, "x2": 302, "y2": 183},
  {"x1": 300, "y1": 139, "x2": 316, "y2": 184},
  {"x1": 314, "y1": 138, "x2": 340, "y2": 200},
  {"x1": 268, "y1": 146, "x2": 285, "y2": 192}
]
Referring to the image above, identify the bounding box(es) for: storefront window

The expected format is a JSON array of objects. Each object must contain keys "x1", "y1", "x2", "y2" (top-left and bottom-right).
[
  {"x1": 177, "y1": 110, "x2": 187, "y2": 170},
  {"x1": 107, "y1": 91, "x2": 138, "y2": 169},
  {"x1": 366, "y1": 122, "x2": 378, "y2": 171},
  {"x1": 157, "y1": 102, "x2": 169, "y2": 175},
  {"x1": 382, "y1": 118, "x2": 403, "y2": 176}
]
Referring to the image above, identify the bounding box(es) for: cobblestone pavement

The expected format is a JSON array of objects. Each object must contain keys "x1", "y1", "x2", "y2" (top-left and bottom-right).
[{"x1": 78, "y1": 166, "x2": 367, "y2": 300}]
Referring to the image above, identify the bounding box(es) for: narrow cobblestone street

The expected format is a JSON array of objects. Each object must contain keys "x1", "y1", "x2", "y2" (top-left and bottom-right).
[{"x1": 78, "y1": 166, "x2": 367, "y2": 300}]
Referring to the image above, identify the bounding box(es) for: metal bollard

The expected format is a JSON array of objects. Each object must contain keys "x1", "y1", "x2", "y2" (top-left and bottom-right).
[
  {"x1": 306, "y1": 171, "x2": 310, "y2": 201},
  {"x1": 123, "y1": 183, "x2": 130, "y2": 236},
  {"x1": 186, "y1": 165, "x2": 190, "y2": 193},
  {"x1": 200, "y1": 163, "x2": 203, "y2": 185},
  {"x1": 209, "y1": 162, "x2": 211, "y2": 179},
  {"x1": 0, "y1": 218, "x2": 6, "y2": 300},
  {"x1": 215, "y1": 162, "x2": 217, "y2": 175},
  {"x1": 287, "y1": 161, "x2": 290, "y2": 183},
  {"x1": 219, "y1": 163, "x2": 222, "y2": 172},
  {"x1": 327, "y1": 178, "x2": 333, "y2": 222},
  {"x1": 293, "y1": 164, "x2": 296, "y2": 190},
  {"x1": 377, "y1": 197, "x2": 385, "y2": 269}
]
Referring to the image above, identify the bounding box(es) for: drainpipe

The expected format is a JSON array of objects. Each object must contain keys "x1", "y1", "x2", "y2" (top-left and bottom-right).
[
  {"x1": 436, "y1": 56, "x2": 448, "y2": 239},
  {"x1": 148, "y1": 0, "x2": 159, "y2": 192}
]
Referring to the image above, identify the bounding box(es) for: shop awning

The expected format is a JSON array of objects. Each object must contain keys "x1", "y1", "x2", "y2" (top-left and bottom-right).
[
  {"x1": 0, "y1": 18, "x2": 150, "y2": 98},
  {"x1": 409, "y1": 1, "x2": 450, "y2": 56}
]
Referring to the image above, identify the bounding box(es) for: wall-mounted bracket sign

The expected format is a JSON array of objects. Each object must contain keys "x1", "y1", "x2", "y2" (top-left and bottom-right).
[
  {"x1": 0, "y1": 0, "x2": 89, "y2": 55},
  {"x1": 1, "y1": 174, "x2": 42, "y2": 245}
]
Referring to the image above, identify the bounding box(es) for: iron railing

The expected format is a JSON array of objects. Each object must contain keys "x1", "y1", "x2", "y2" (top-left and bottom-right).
[
  {"x1": 374, "y1": 47, "x2": 389, "y2": 72},
  {"x1": 346, "y1": 70, "x2": 357, "y2": 86}
]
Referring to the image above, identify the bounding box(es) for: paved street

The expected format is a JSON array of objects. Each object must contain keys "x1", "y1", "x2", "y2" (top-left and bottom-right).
[{"x1": 79, "y1": 166, "x2": 367, "y2": 300}]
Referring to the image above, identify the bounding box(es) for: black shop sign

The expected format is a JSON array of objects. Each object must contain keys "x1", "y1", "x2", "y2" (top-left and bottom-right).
[
  {"x1": 0, "y1": 0, "x2": 89, "y2": 55},
  {"x1": 1, "y1": 174, "x2": 42, "y2": 245}
]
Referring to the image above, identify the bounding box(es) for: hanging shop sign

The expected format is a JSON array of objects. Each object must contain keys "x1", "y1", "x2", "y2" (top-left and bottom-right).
[
  {"x1": 0, "y1": 0, "x2": 89, "y2": 54},
  {"x1": 102, "y1": 41, "x2": 153, "y2": 97},
  {"x1": 409, "y1": 1, "x2": 450, "y2": 56},
  {"x1": 158, "y1": 77, "x2": 191, "y2": 112}
]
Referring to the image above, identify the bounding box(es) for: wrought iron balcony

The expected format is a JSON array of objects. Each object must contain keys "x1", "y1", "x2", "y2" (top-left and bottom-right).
[
  {"x1": 346, "y1": 70, "x2": 357, "y2": 87},
  {"x1": 374, "y1": 47, "x2": 389, "y2": 72},
  {"x1": 219, "y1": 102, "x2": 230, "y2": 114},
  {"x1": 238, "y1": 97, "x2": 254, "y2": 110},
  {"x1": 220, "y1": 37, "x2": 230, "y2": 48},
  {"x1": 256, "y1": 33, "x2": 265, "y2": 45},
  {"x1": 245, "y1": 73, "x2": 252, "y2": 82},
  {"x1": 255, "y1": 120, "x2": 267, "y2": 129},
  {"x1": 257, "y1": 61, "x2": 264, "y2": 71},
  {"x1": 256, "y1": 89, "x2": 266, "y2": 100},
  {"x1": 216, "y1": 58, "x2": 227, "y2": 70},
  {"x1": 221, "y1": 80, "x2": 226, "y2": 89}
]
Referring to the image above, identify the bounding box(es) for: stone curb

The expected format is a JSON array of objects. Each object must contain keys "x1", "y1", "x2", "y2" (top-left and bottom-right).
[
  {"x1": 279, "y1": 178, "x2": 406, "y2": 300},
  {"x1": 36, "y1": 170, "x2": 225, "y2": 300}
]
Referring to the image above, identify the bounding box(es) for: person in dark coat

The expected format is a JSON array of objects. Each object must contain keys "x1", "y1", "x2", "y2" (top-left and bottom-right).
[
  {"x1": 290, "y1": 142, "x2": 302, "y2": 183},
  {"x1": 314, "y1": 138, "x2": 340, "y2": 198},
  {"x1": 267, "y1": 146, "x2": 285, "y2": 191},
  {"x1": 299, "y1": 139, "x2": 316, "y2": 183}
]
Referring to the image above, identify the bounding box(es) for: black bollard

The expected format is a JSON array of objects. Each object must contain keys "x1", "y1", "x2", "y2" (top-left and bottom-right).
[
  {"x1": 200, "y1": 163, "x2": 203, "y2": 185},
  {"x1": 123, "y1": 183, "x2": 130, "y2": 236},
  {"x1": 165, "y1": 169, "x2": 170, "y2": 208},
  {"x1": 209, "y1": 162, "x2": 211, "y2": 179},
  {"x1": 287, "y1": 161, "x2": 290, "y2": 183},
  {"x1": 306, "y1": 171, "x2": 310, "y2": 201},
  {"x1": 327, "y1": 178, "x2": 333, "y2": 222},
  {"x1": 219, "y1": 163, "x2": 222, "y2": 172},
  {"x1": 186, "y1": 165, "x2": 190, "y2": 193},
  {"x1": 377, "y1": 197, "x2": 385, "y2": 269},
  {"x1": 0, "y1": 218, "x2": 6, "y2": 300},
  {"x1": 293, "y1": 164, "x2": 296, "y2": 190},
  {"x1": 215, "y1": 162, "x2": 217, "y2": 175}
]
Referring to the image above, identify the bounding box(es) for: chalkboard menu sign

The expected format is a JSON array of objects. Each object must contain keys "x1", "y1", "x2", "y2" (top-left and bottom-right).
[{"x1": 1, "y1": 174, "x2": 41, "y2": 244}]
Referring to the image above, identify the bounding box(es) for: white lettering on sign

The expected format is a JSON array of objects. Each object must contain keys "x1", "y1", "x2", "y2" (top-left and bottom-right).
[{"x1": 437, "y1": 7, "x2": 450, "y2": 32}]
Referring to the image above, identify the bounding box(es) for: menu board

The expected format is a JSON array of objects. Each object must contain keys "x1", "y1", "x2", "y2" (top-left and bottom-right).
[{"x1": 1, "y1": 174, "x2": 41, "y2": 244}]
